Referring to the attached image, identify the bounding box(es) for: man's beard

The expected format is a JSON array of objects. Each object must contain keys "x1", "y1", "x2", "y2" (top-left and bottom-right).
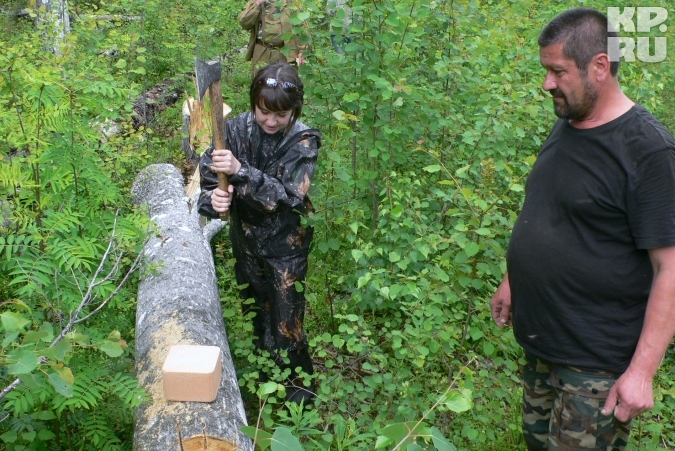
[{"x1": 550, "y1": 76, "x2": 599, "y2": 121}]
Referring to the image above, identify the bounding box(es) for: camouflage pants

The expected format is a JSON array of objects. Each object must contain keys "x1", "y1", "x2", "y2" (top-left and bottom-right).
[
  {"x1": 234, "y1": 250, "x2": 314, "y2": 381},
  {"x1": 522, "y1": 352, "x2": 631, "y2": 450}
]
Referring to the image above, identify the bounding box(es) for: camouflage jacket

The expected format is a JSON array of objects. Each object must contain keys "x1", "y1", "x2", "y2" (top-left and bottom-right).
[
  {"x1": 238, "y1": 0, "x2": 309, "y2": 62},
  {"x1": 198, "y1": 112, "x2": 320, "y2": 258}
]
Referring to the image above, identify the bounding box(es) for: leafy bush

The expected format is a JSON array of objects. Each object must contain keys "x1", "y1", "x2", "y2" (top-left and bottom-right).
[{"x1": 2, "y1": 0, "x2": 674, "y2": 449}]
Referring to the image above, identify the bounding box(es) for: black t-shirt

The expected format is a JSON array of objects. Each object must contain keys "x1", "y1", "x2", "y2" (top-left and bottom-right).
[{"x1": 507, "y1": 105, "x2": 675, "y2": 373}]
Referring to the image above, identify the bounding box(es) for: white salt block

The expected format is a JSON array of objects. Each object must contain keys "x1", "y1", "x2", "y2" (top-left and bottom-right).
[{"x1": 162, "y1": 344, "x2": 222, "y2": 402}]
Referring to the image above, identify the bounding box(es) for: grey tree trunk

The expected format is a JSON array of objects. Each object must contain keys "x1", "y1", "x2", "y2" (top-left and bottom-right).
[
  {"x1": 131, "y1": 164, "x2": 251, "y2": 451},
  {"x1": 36, "y1": 0, "x2": 70, "y2": 55}
]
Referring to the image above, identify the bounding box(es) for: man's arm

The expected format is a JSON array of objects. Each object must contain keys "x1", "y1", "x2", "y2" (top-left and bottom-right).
[
  {"x1": 490, "y1": 272, "x2": 512, "y2": 328},
  {"x1": 602, "y1": 245, "x2": 675, "y2": 421},
  {"x1": 238, "y1": 0, "x2": 263, "y2": 30}
]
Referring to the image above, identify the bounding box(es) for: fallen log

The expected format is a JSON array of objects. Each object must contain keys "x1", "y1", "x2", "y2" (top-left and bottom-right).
[
  {"x1": 131, "y1": 77, "x2": 185, "y2": 130},
  {"x1": 131, "y1": 164, "x2": 250, "y2": 451}
]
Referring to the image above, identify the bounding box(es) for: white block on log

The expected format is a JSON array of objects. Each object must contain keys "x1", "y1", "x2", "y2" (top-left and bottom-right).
[
  {"x1": 131, "y1": 164, "x2": 252, "y2": 451},
  {"x1": 163, "y1": 345, "x2": 222, "y2": 402}
]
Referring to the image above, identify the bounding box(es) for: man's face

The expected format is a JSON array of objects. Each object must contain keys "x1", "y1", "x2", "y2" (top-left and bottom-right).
[{"x1": 540, "y1": 43, "x2": 598, "y2": 121}]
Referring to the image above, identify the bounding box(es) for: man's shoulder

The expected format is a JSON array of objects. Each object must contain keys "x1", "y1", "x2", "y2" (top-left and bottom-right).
[{"x1": 630, "y1": 105, "x2": 675, "y2": 148}]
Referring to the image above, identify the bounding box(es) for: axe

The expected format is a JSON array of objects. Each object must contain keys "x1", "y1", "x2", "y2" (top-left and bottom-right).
[{"x1": 195, "y1": 57, "x2": 230, "y2": 221}]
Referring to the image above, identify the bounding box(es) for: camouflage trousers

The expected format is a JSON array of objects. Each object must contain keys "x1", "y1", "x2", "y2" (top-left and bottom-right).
[
  {"x1": 522, "y1": 352, "x2": 631, "y2": 450},
  {"x1": 234, "y1": 250, "x2": 314, "y2": 381}
]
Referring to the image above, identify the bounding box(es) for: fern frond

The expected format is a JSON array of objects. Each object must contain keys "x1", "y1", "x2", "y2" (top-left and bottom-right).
[
  {"x1": 109, "y1": 373, "x2": 149, "y2": 408},
  {"x1": 71, "y1": 410, "x2": 123, "y2": 450},
  {"x1": 0, "y1": 160, "x2": 26, "y2": 191}
]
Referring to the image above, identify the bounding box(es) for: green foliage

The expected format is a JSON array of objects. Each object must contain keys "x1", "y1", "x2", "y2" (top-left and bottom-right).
[
  {"x1": 0, "y1": 3, "x2": 150, "y2": 448},
  {"x1": 2, "y1": 0, "x2": 675, "y2": 449},
  {"x1": 245, "y1": 0, "x2": 675, "y2": 449}
]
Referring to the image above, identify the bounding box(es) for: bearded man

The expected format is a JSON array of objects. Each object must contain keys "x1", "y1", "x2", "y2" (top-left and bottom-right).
[{"x1": 490, "y1": 8, "x2": 675, "y2": 450}]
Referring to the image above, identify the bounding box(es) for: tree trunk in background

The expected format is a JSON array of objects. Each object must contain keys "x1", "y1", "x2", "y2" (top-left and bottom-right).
[
  {"x1": 131, "y1": 164, "x2": 251, "y2": 451},
  {"x1": 36, "y1": 0, "x2": 70, "y2": 55}
]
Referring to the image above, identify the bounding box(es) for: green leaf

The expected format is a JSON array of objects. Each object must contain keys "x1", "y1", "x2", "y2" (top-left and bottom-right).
[
  {"x1": 258, "y1": 381, "x2": 280, "y2": 396},
  {"x1": 52, "y1": 339, "x2": 72, "y2": 361},
  {"x1": 20, "y1": 372, "x2": 44, "y2": 390},
  {"x1": 475, "y1": 227, "x2": 491, "y2": 236},
  {"x1": 434, "y1": 266, "x2": 449, "y2": 282},
  {"x1": 22, "y1": 430, "x2": 36, "y2": 442},
  {"x1": 100, "y1": 340, "x2": 123, "y2": 357},
  {"x1": 391, "y1": 205, "x2": 404, "y2": 218},
  {"x1": 34, "y1": 410, "x2": 56, "y2": 420},
  {"x1": 3, "y1": 331, "x2": 20, "y2": 347},
  {"x1": 374, "y1": 435, "x2": 392, "y2": 449},
  {"x1": 351, "y1": 249, "x2": 364, "y2": 262},
  {"x1": 456, "y1": 165, "x2": 470, "y2": 176},
  {"x1": 1, "y1": 430, "x2": 17, "y2": 443},
  {"x1": 114, "y1": 58, "x2": 127, "y2": 68},
  {"x1": 38, "y1": 429, "x2": 57, "y2": 441},
  {"x1": 469, "y1": 326, "x2": 483, "y2": 341},
  {"x1": 271, "y1": 426, "x2": 303, "y2": 451},
  {"x1": 525, "y1": 155, "x2": 537, "y2": 166},
  {"x1": 389, "y1": 251, "x2": 401, "y2": 263},
  {"x1": 328, "y1": 238, "x2": 340, "y2": 250},
  {"x1": 357, "y1": 273, "x2": 370, "y2": 289},
  {"x1": 461, "y1": 131, "x2": 475, "y2": 145},
  {"x1": 379, "y1": 422, "x2": 426, "y2": 449},
  {"x1": 464, "y1": 242, "x2": 480, "y2": 257},
  {"x1": 55, "y1": 366, "x2": 75, "y2": 384},
  {"x1": 444, "y1": 390, "x2": 472, "y2": 413},
  {"x1": 7, "y1": 349, "x2": 39, "y2": 374},
  {"x1": 107, "y1": 330, "x2": 121, "y2": 340},
  {"x1": 430, "y1": 427, "x2": 457, "y2": 451},
  {"x1": 1, "y1": 312, "x2": 30, "y2": 333},
  {"x1": 24, "y1": 329, "x2": 50, "y2": 344},
  {"x1": 48, "y1": 372, "x2": 73, "y2": 397},
  {"x1": 422, "y1": 164, "x2": 441, "y2": 173},
  {"x1": 240, "y1": 426, "x2": 272, "y2": 450},
  {"x1": 459, "y1": 187, "x2": 473, "y2": 199}
]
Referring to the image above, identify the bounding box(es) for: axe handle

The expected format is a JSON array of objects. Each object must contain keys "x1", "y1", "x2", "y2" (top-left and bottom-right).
[{"x1": 208, "y1": 80, "x2": 230, "y2": 221}]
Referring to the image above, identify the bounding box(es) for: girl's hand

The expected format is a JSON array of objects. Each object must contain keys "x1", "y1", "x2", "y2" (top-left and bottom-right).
[
  {"x1": 256, "y1": 0, "x2": 266, "y2": 5},
  {"x1": 211, "y1": 184, "x2": 234, "y2": 213},
  {"x1": 296, "y1": 52, "x2": 306, "y2": 66},
  {"x1": 211, "y1": 149, "x2": 242, "y2": 176}
]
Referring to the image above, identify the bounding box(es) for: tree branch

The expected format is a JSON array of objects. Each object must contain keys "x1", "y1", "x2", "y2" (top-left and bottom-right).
[{"x1": 0, "y1": 214, "x2": 147, "y2": 401}]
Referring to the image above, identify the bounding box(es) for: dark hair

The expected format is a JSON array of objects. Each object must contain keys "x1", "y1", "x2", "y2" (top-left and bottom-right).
[
  {"x1": 250, "y1": 63, "x2": 304, "y2": 131},
  {"x1": 538, "y1": 8, "x2": 620, "y2": 76}
]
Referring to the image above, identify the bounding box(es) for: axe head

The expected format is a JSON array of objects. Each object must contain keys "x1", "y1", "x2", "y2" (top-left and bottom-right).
[{"x1": 195, "y1": 57, "x2": 222, "y2": 102}]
